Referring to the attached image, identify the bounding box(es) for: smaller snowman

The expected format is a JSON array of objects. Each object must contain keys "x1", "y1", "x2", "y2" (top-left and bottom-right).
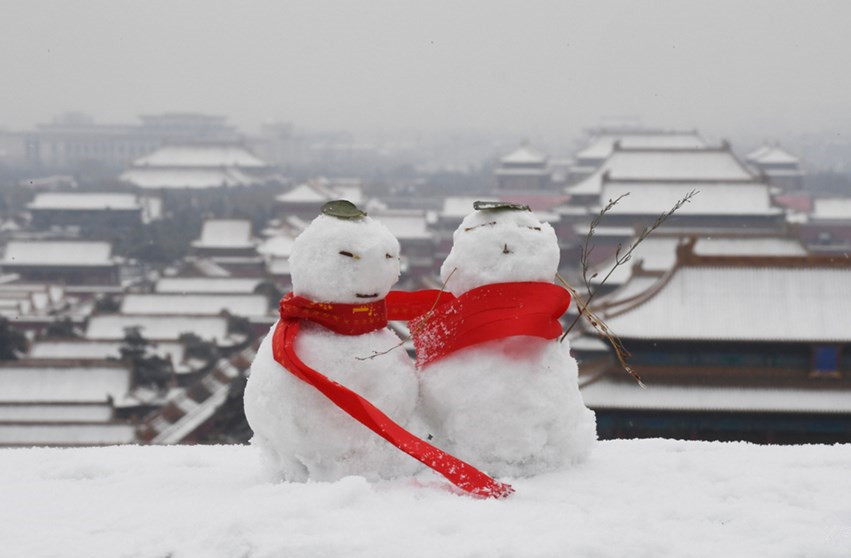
[
  {"x1": 413, "y1": 201, "x2": 597, "y2": 478},
  {"x1": 244, "y1": 200, "x2": 418, "y2": 482}
]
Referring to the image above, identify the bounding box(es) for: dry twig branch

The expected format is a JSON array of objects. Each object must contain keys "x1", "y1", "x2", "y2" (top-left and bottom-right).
[{"x1": 559, "y1": 189, "x2": 698, "y2": 384}]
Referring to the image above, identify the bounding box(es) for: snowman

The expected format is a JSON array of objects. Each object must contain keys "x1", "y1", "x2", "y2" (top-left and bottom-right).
[
  {"x1": 411, "y1": 201, "x2": 597, "y2": 478},
  {"x1": 244, "y1": 200, "x2": 419, "y2": 482},
  {"x1": 244, "y1": 201, "x2": 513, "y2": 497}
]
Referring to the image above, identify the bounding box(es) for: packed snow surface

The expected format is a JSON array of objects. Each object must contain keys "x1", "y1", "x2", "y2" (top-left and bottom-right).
[{"x1": 1, "y1": 441, "x2": 849, "y2": 558}]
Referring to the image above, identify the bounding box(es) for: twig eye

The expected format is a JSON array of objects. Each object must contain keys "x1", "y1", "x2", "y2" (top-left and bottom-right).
[
  {"x1": 464, "y1": 221, "x2": 497, "y2": 232},
  {"x1": 527, "y1": 226, "x2": 541, "y2": 231},
  {"x1": 385, "y1": 253, "x2": 394, "y2": 259},
  {"x1": 339, "y1": 250, "x2": 359, "y2": 259}
]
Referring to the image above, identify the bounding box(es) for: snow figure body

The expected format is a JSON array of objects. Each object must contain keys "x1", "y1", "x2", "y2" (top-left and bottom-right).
[
  {"x1": 244, "y1": 202, "x2": 418, "y2": 482},
  {"x1": 416, "y1": 203, "x2": 597, "y2": 478}
]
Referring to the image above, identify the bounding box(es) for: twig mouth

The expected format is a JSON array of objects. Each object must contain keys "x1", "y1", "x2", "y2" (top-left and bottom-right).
[{"x1": 356, "y1": 293, "x2": 379, "y2": 299}]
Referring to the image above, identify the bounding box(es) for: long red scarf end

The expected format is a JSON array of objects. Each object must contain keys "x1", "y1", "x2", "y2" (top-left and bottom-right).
[{"x1": 272, "y1": 312, "x2": 513, "y2": 500}]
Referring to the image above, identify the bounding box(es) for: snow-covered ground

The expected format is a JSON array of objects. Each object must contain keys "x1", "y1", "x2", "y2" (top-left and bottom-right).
[{"x1": 1, "y1": 440, "x2": 849, "y2": 558}]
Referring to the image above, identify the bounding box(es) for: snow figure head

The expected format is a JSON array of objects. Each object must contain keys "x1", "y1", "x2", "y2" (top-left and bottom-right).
[
  {"x1": 440, "y1": 202, "x2": 559, "y2": 296},
  {"x1": 289, "y1": 201, "x2": 401, "y2": 304}
]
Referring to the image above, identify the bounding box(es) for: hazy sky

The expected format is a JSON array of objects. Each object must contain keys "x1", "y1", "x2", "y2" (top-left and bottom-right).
[{"x1": 2, "y1": 0, "x2": 850, "y2": 140}]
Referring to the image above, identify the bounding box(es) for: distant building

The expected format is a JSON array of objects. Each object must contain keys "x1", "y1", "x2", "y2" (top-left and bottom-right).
[
  {"x1": 28, "y1": 340, "x2": 196, "y2": 377},
  {"x1": 85, "y1": 314, "x2": 241, "y2": 348},
  {"x1": 27, "y1": 192, "x2": 161, "y2": 230},
  {"x1": 580, "y1": 241, "x2": 851, "y2": 444},
  {"x1": 0, "y1": 361, "x2": 137, "y2": 447},
  {"x1": 494, "y1": 144, "x2": 552, "y2": 191},
  {"x1": 120, "y1": 143, "x2": 275, "y2": 190},
  {"x1": 746, "y1": 144, "x2": 805, "y2": 190},
  {"x1": 190, "y1": 219, "x2": 264, "y2": 277},
  {"x1": 799, "y1": 197, "x2": 851, "y2": 254},
  {"x1": 570, "y1": 128, "x2": 707, "y2": 182},
  {"x1": 121, "y1": 294, "x2": 270, "y2": 320},
  {"x1": 154, "y1": 277, "x2": 265, "y2": 295},
  {"x1": 8, "y1": 112, "x2": 240, "y2": 172},
  {"x1": 0, "y1": 240, "x2": 119, "y2": 286}
]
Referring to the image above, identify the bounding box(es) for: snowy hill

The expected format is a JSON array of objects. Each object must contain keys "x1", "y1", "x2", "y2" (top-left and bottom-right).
[{"x1": 1, "y1": 440, "x2": 849, "y2": 558}]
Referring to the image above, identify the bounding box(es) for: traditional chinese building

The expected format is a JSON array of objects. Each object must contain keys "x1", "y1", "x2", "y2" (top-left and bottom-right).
[
  {"x1": 27, "y1": 192, "x2": 161, "y2": 230},
  {"x1": 746, "y1": 144, "x2": 805, "y2": 190},
  {"x1": 120, "y1": 142, "x2": 274, "y2": 190},
  {"x1": 579, "y1": 241, "x2": 851, "y2": 444},
  {"x1": 0, "y1": 240, "x2": 120, "y2": 286},
  {"x1": 494, "y1": 144, "x2": 552, "y2": 191}
]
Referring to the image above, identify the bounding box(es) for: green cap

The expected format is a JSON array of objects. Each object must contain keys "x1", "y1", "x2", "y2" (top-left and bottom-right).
[
  {"x1": 320, "y1": 200, "x2": 367, "y2": 220},
  {"x1": 473, "y1": 200, "x2": 531, "y2": 212}
]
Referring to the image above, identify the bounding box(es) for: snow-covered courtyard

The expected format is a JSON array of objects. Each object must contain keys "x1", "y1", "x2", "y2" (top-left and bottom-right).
[{"x1": 2, "y1": 439, "x2": 849, "y2": 558}]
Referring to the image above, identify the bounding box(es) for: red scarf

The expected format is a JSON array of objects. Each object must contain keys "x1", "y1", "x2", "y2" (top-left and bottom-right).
[
  {"x1": 386, "y1": 282, "x2": 570, "y2": 367},
  {"x1": 272, "y1": 292, "x2": 514, "y2": 499}
]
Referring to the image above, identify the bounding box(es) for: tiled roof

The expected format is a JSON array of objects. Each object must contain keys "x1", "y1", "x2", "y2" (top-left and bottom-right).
[
  {"x1": 121, "y1": 294, "x2": 269, "y2": 318},
  {"x1": 193, "y1": 219, "x2": 255, "y2": 249},
  {"x1": 154, "y1": 277, "x2": 263, "y2": 294},
  {"x1": 1, "y1": 241, "x2": 113, "y2": 266},
  {"x1": 27, "y1": 193, "x2": 141, "y2": 211},
  {"x1": 85, "y1": 315, "x2": 229, "y2": 342},
  {"x1": 581, "y1": 378, "x2": 851, "y2": 414},
  {"x1": 604, "y1": 265, "x2": 851, "y2": 342},
  {"x1": 0, "y1": 364, "x2": 130, "y2": 404},
  {"x1": 132, "y1": 145, "x2": 267, "y2": 168}
]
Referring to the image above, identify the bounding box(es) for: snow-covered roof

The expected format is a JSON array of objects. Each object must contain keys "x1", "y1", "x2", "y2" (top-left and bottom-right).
[
  {"x1": 0, "y1": 403, "x2": 113, "y2": 422},
  {"x1": 568, "y1": 149, "x2": 755, "y2": 196},
  {"x1": 811, "y1": 198, "x2": 851, "y2": 221},
  {"x1": 131, "y1": 145, "x2": 267, "y2": 168},
  {"x1": 28, "y1": 340, "x2": 185, "y2": 364},
  {"x1": 120, "y1": 168, "x2": 259, "y2": 189},
  {"x1": 0, "y1": 364, "x2": 130, "y2": 403},
  {"x1": 693, "y1": 237, "x2": 807, "y2": 257},
  {"x1": 192, "y1": 220, "x2": 255, "y2": 249},
  {"x1": 1, "y1": 241, "x2": 114, "y2": 266},
  {"x1": 85, "y1": 315, "x2": 229, "y2": 342},
  {"x1": 576, "y1": 133, "x2": 707, "y2": 161},
  {"x1": 0, "y1": 423, "x2": 136, "y2": 446},
  {"x1": 121, "y1": 294, "x2": 269, "y2": 317},
  {"x1": 373, "y1": 212, "x2": 431, "y2": 240},
  {"x1": 582, "y1": 378, "x2": 851, "y2": 414},
  {"x1": 27, "y1": 193, "x2": 141, "y2": 211},
  {"x1": 603, "y1": 265, "x2": 851, "y2": 342},
  {"x1": 598, "y1": 182, "x2": 780, "y2": 216},
  {"x1": 746, "y1": 145, "x2": 799, "y2": 165},
  {"x1": 500, "y1": 145, "x2": 548, "y2": 165},
  {"x1": 595, "y1": 274, "x2": 662, "y2": 308},
  {"x1": 155, "y1": 277, "x2": 263, "y2": 294},
  {"x1": 589, "y1": 237, "x2": 681, "y2": 285}
]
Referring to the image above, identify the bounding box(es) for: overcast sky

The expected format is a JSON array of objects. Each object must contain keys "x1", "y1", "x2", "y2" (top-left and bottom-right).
[{"x1": 1, "y1": 0, "x2": 850, "y2": 141}]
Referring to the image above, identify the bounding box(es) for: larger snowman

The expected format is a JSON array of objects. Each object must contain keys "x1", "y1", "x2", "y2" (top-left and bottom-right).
[
  {"x1": 244, "y1": 201, "x2": 418, "y2": 482},
  {"x1": 415, "y1": 202, "x2": 597, "y2": 477}
]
